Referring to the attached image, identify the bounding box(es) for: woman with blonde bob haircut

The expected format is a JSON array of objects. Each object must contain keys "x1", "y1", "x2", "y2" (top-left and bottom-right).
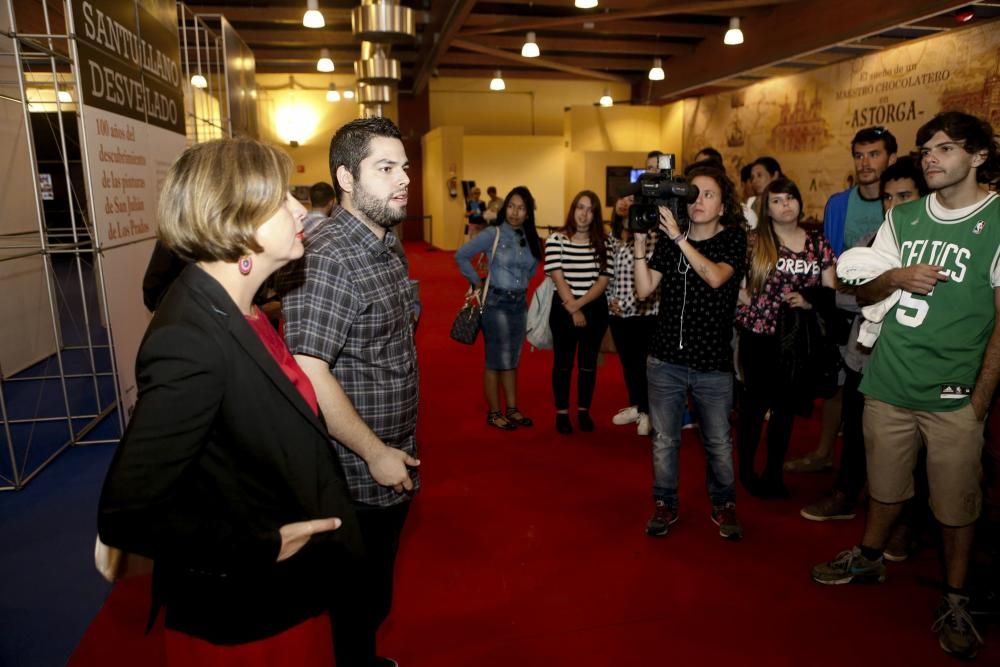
[{"x1": 98, "y1": 138, "x2": 361, "y2": 665}]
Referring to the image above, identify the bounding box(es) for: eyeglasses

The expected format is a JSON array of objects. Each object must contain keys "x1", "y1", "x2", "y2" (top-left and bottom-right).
[{"x1": 514, "y1": 227, "x2": 526, "y2": 247}]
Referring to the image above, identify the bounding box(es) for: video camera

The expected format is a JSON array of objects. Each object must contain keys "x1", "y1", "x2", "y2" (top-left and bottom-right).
[{"x1": 623, "y1": 153, "x2": 699, "y2": 233}]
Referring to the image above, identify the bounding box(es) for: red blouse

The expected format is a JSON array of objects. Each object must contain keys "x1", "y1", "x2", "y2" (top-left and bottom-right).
[{"x1": 245, "y1": 309, "x2": 319, "y2": 415}]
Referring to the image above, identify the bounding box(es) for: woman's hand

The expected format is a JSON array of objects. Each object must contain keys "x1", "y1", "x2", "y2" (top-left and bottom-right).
[
  {"x1": 609, "y1": 298, "x2": 623, "y2": 315},
  {"x1": 277, "y1": 517, "x2": 341, "y2": 562},
  {"x1": 658, "y1": 205, "x2": 682, "y2": 240},
  {"x1": 563, "y1": 298, "x2": 581, "y2": 314},
  {"x1": 783, "y1": 291, "x2": 812, "y2": 309},
  {"x1": 633, "y1": 231, "x2": 648, "y2": 254},
  {"x1": 571, "y1": 311, "x2": 587, "y2": 327}
]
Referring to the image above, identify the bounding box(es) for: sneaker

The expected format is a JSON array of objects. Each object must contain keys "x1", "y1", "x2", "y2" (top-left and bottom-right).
[
  {"x1": 556, "y1": 413, "x2": 573, "y2": 435},
  {"x1": 800, "y1": 491, "x2": 857, "y2": 522},
  {"x1": 613, "y1": 406, "x2": 639, "y2": 425},
  {"x1": 645, "y1": 500, "x2": 678, "y2": 537},
  {"x1": 883, "y1": 525, "x2": 911, "y2": 562},
  {"x1": 932, "y1": 593, "x2": 983, "y2": 660},
  {"x1": 578, "y1": 410, "x2": 595, "y2": 432},
  {"x1": 711, "y1": 503, "x2": 743, "y2": 540},
  {"x1": 636, "y1": 413, "x2": 651, "y2": 436},
  {"x1": 811, "y1": 546, "x2": 887, "y2": 585}
]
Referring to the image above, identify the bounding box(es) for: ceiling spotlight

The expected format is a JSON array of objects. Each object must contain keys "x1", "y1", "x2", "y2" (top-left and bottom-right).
[
  {"x1": 191, "y1": 73, "x2": 208, "y2": 88},
  {"x1": 954, "y1": 9, "x2": 975, "y2": 23},
  {"x1": 575, "y1": 0, "x2": 598, "y2": 8},
  {"x1": 490, "y1": 70, "x2": 505, "y2": 91},
  {"x1": 521, "y1": 32, "x2": 540, "y2": 58},
  {"x1": 317, "y1": 48, "x2": 335, "y2": 72},
  {"x1": 724, "y1": 17, "x2": 744, "y2": 45},
  {"x1": 57, "y1": 90, "x2": 72, "y2": 103},
  {"x1": 326, "y1": 83, "x2": 341, "y2": 102},
  {"x1": 303, "y1": 0, "x2": 325, "y2": 28},
  {"x1": 343, "y1": 88, "x2": 355, "y2": 99},
  {"x1": 599, "y1": 89, "x2": 613, "y2": 107},
  {"x1": 648, "y1": 58, "x2": 665, "y2": 81}
]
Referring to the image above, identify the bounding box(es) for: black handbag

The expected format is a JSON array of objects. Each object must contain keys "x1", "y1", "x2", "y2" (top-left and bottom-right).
[
  {"x1": 450, "y1": 289, "x2": 484, "y2": 344},
  {"x1": 450, "y1": 229, "x2": 501, "y2": 345}
]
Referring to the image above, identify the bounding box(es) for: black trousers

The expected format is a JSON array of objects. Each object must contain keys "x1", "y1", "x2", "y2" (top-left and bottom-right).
[
  {"x1": 550, "y1": 295, "x2": 609, "y2": 411},
  {"x1": 736, "y1": 329, "x2": 796, "y2": 485},
  {"x1": 330, "y1": 501, "x2": 411, "y2": 667},
  {"x1": 608, "y1": 315, "x2": 656, "y2": 413},
  {"x1": 834, "y1": 367, "x2": 867, "y2": 502}
]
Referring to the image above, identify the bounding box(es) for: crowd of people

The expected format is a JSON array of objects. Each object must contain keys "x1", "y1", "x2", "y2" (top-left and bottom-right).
[
  {"x1": 455, "y1": 111, "x2": 1000, "y2": 661},
  {"x1": 95, "y1": 109, "x2": 999, "y2": 664}
]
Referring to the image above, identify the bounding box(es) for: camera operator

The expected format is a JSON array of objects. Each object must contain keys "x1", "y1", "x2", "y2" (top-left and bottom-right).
[{"x1": 633, "y1": 165, "x2": 748, "y2": 540}]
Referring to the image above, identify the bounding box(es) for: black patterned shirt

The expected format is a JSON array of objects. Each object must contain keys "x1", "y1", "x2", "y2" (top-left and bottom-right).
[
  {"x1": 280, "y1": 206, "x2": 419, "y2": 507},
  {"x1": 647, "y1": 225, "x2": 746, "y2": 372}
]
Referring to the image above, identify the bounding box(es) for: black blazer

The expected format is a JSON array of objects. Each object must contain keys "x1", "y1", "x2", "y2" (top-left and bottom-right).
[{"x1": 98, "y1": 264, "x2": 361, "y2": 644}]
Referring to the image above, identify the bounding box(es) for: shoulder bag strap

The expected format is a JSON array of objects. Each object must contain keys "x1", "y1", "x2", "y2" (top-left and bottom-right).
[{"x1": 480, "y1": 227, "x2": 503, "y2": 303}]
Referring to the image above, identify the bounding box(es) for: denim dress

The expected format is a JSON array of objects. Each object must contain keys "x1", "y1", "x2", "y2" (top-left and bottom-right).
[{"x1": 455, "y1": 224, "x2": 539, "y2": 369}]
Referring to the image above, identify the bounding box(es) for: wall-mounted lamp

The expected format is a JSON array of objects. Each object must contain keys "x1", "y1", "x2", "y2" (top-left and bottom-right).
[
  {"x1": 521, "y1": 32, "x2": 540, "y2": 58},
  {"x1": 317, "y1": 48, "x2": 335, "y2": 72},
  {"x1": 599, "y1": 89, "x2": 613, "y2": 107},
  {"x1": 326, "y1": 83, "x2": 341, "y2": 102},
  {"x1": 724, "y1": 17, "x2": 744, "y2": 45},
  {"x1": 303, "y1": 0, "x2": 324, "y2": 28},
  {"x1": 648, "y1": 58, "x2": 665, "y2": 81},
  {"x1": 343, "y1": 88, "x2": 355, "y2": 99}
]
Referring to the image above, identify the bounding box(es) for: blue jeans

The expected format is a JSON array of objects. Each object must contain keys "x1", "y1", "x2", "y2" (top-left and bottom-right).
[{"x1": 647, "y1": 356, "x2": 736, "y2": 508}]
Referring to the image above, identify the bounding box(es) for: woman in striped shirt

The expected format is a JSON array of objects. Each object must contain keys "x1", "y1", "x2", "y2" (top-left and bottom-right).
[{"x1": 545, "y1": 190, "x2": 611, "y2": 434}]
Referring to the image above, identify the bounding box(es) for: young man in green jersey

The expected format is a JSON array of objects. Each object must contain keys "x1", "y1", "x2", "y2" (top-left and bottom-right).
[{"x1": 811, "y1": 112, "x2": 1000, "y2": 660}]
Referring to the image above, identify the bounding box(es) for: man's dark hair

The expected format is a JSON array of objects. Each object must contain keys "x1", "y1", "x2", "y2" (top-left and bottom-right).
[
  {"x1": 328, "y1": 117, "x2": 402, "y2": 197},
  {"x1": 852, "y1": 126, "x2": 898, "y2": 156},
  {"x1": 647, "y1": 150, "x2": 663, "y2": 159},
  {"x1": 487, "y1": 186, "x2": 497, "y2": 197},
  {"x1": 740, "y1": 164, "x2": 753, "y2": 183},
  {"x1": 916, "y1": 111, "x2": 999, "y2": 184},
  {"x1": 880, "y1": 155, "x2": 929, "y2": 196},
  {"x1": 752, "y1": 156, "x2": 782, "y2": 177},
  {"x1": 309, "y1": 181, "x2": 336, "y2": 208},
  {"x1": 695, "y1": 147, "x2": 724, "y2": 166}
]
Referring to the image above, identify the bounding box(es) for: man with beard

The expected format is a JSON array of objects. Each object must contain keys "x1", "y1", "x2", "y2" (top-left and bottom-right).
[
  {"x1": 786, "y1": 127, "x2": 898, "y2": 481},
  {"x1": 281, "y1": 117, "x2": 419, "y2": 667}
]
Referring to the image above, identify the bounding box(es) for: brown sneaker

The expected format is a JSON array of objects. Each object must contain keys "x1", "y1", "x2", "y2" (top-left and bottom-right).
[
  {"x1": 645, "y1": 500, "x2": 678, "y2": 537},
  {"x1": 800, "y1": 491, "x2": 857, "y2": 522}
]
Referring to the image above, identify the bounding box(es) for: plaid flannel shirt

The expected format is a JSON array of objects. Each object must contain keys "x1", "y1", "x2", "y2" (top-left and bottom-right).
[{"x1": 280, "y1": 207, "x2": 419, "y2": 507}]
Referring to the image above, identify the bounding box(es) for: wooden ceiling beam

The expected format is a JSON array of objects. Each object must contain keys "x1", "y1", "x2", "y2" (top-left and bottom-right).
[
  {"x1": 233, "y1": 29, "x2": 359, "y2": 46},
  {"x1": 442, "y1": 51, "x2": 659, "y2": 71},
  {"x1": 644, "y1": 0, "x2": 974, "y2": 102},
  {"x1": 410, "y1": 0, "x2": 479, "y2": 94},
  {"x1": 471, "y1": 35, "x2": 694, "y2": 56},
  {"x1": 462, "y1": 15, "x2": 721, "y2": 38},
  {"x1": 458, "y1": 0, "x2": 794, "y2": 37},
  {"x1": 450, "y1": 38, "x2": 628, "y2": 82}
]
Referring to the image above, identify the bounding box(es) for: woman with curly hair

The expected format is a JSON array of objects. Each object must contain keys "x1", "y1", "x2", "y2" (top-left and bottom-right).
[{"x1": 633, "y1": 165, "x2": 748, "y2": 539}]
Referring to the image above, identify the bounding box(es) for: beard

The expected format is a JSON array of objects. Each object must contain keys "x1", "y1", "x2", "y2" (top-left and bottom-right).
[{"x1": 353, "y1": 180, "x2": 407, "y2": 229}]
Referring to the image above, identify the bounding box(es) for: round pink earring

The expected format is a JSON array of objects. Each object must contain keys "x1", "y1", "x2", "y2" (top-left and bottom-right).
[{"x1": 238, "y1": 256, "x2": 253, "y2": 275}]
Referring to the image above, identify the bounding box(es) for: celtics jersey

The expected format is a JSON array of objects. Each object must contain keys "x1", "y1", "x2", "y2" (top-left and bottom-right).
[{"x1": 860, "y1": 192, "x2": 1000, "y2": 411}]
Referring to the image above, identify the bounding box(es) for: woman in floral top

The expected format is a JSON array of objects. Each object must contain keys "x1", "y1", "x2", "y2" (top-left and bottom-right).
[{"x1": 735, "y1": 178, "x2": 836, "y2": 499}]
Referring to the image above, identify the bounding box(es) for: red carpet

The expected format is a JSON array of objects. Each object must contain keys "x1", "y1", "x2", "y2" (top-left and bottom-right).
[{"x1": 70, "y1": 242, "x2": 993, "y2": 666}]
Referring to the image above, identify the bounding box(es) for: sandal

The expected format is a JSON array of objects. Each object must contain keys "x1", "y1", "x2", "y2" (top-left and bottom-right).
[
  {"x1": 487, "y1": 411, "x2": 517, "y2": 431},
  {"x1": 505, "y1": 407, "x2": 533, "y2": 427}
]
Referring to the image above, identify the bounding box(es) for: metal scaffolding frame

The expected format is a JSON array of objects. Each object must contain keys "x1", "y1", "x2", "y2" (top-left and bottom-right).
[{"x1": 0, "y1": 1, "x2": 233, "y2": 490}]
